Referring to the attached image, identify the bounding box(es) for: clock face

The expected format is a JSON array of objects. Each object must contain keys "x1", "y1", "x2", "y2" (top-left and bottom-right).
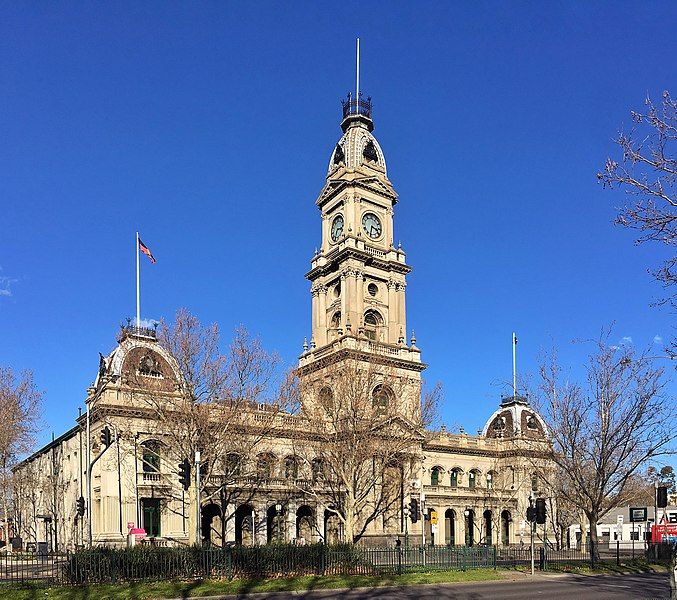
[
  {"x1": 362, "y1": 212, "x2": 382, "y2": 239},
  {"x1": 330, "y1": 215, "x2": 344, "y2": 242}
]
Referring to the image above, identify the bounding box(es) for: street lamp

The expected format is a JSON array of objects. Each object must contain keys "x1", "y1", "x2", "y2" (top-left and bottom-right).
[
  {"x1": 403, "y1": 504, "x2": 410, "y2": 548},
  {"x1": 275, "y1": 503, "x2": 282, "y2": 544}
]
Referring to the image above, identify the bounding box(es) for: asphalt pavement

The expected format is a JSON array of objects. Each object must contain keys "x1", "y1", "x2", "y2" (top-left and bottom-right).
[{"x1": 187, "y1": 572, "x2": 671, "y2": 600}]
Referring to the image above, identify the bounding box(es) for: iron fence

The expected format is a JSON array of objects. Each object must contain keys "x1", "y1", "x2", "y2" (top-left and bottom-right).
[{"x1": 0, "y1": 542, "x2": 672, "y2": 586}]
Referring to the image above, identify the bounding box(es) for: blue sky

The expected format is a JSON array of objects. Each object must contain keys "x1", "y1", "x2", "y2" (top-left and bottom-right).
[{"x1": 1, "y1": 2, "x2": 675, "y2": 453}]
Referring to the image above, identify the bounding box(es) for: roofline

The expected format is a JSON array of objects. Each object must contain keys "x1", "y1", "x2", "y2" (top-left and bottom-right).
[{"x1": 13, "y1": 424, "x2": 81, "y2": 469}]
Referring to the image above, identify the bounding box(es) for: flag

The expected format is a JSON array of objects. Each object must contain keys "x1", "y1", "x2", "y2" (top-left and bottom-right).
[{"x1": 139, "y1": 238, "x2": 156, "y2": 264}]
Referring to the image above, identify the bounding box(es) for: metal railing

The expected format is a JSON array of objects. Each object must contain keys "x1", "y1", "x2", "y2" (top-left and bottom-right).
[{"x1": 1, "y1": 543, "x2": 672, "y2": 585}]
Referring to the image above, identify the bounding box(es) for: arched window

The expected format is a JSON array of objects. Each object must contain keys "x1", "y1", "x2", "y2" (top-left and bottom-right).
[
  {"x1": 311, "y1": 458, "x2": 324, "y2": 483},
  {"x1": 284, "y1": 456, "x2": 299, "y2": 480},
  {"x1": 372, "y1": 384, "x2": 394, "y2": 413},
  {"x1": 331, "y1": 311, "x2": 341, "y2": 329},
  {"x1": 431, "y1": 466, "x2": 442, "y2": 486},
  {"x1": 142, "y1": 440, "x2": 161, "y2": 473},
  {"x1": 468, "y1": 470, "x2": 478, "y2": 489},
  {"x1": 257, "y1": 453, "x2": 276, "y2": 480},
  {"x1": 318, "y1": 386, "x2": 333, "y2": 412},
  {"x1": 226, "y1": 453, "x2": 241, "y2": 477},
  {"x1": 486, "y1": 471, "x2": 496, "y2": 490},
  {"x1": 363, "y1": 309, "x2": 383, "y2": 341},
  {"x1": 450, "y1": 468, "x2": 461, "y2": 488}
]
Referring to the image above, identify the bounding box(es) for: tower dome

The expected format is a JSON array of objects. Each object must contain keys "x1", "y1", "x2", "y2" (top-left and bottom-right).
[
  {"x1": 327, "y1": 94, "x2": 387, "y2": 176},
  {"x1": 481, "y1": 394, "x2": 549, "y2": 440}
]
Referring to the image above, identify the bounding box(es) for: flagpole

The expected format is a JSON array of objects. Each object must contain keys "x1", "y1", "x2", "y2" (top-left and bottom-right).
[
  {"x1": 512, "y1": 332, "x2": 517, "y2": 397},
  {"x1": 136, "y1": 232, "x2": 140, "y2": 329},
  {"x1": 356, "y1": 38, "x2": 360, "y2": 104}
]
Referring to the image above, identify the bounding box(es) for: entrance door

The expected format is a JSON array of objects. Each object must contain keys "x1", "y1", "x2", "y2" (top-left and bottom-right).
[{"x1": 142, "y1": 498, "x2": 161, "y2": 538}]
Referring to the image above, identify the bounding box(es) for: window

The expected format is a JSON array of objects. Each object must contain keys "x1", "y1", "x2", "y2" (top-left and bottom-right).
[
  {"x1": 526, "y1": 414, "x2": 538, "y2": 430},
  {"x1": 486, "y1": 472, "x2": 494, "y2": 490},
  {"x1": 142, "y1": 441, "x2": 160, "y2": 473},
  {"x1": 450, "y1": 469, "x2": 459, "y2": 488},
  {"x1": 257, "y1": 454, "x2": 276, "y2": 479},
  {"x1": 531, "y1": 474, "x2": 539, "y2": 492},
  {"x1": 468, "y1": 471, "x2": 477, "y2": 489},
  {"x1": 318, "y1": 386, "x2": 333, "y2": 411},
  {"x1": 138, "y1": 354, "x2": 163, "y2": 378},
  {"x1": 431, "y1": 467, "x2": 441, "y2": 486},
  {"x1": 367, "y1": 283, "x2": 378, "y2": 297},
  {"x1": 363, "y1": 310, "x2": 382, "y2": 341},
  {"x1": 284, "y1": 456, "x2": 299, "y2": 480},
  {"x1": 142, "y1": 498, "x2": 161, "y2": 538},
  {"x1": 331, "y1": 311, "x2": 341, "y2": 328},
  {"x1": 372, "y1": 384, "x2": 394, "y2": 413},
  {"x1": 226, "y1": 453, "x2": 241, "y2": 477},
  {"x1": 311, "y1": 458, "x2": 324, "y2": 483}
]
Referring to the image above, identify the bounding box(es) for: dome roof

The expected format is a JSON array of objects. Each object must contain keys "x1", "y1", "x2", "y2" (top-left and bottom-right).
[
  {"x1": 481, "y1": 395, "x2": 549, "y2": 440},
  {"x1": 327, "y1": 96, "x2": 387, "y2": 176}
]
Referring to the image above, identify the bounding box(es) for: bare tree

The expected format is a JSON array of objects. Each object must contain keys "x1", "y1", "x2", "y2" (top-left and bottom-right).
[
  {"x1": 0, "y1": 367, "x2": 42, "y2": 552},
  {"x1": 131, "y1": 309, "x2": 286, "y2": 544},
  {"x1": 598, "y1": 91, "x2": 677, "y2": 341},
  {"x1": 290, "y1": 357, "x2": 440, "y2": 543},
  {"x1": 534, "y1": 338, "x2": 675, "y2": 561}
]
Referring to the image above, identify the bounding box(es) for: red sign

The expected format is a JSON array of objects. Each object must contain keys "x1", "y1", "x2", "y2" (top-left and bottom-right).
[{"x1": 652, "y1": 524, "x2": 677, "y2": 543}]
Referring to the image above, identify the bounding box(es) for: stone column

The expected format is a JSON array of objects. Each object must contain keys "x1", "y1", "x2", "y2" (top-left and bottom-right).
[
  {"x1": 356, "y1": 270, "x2": 364, "y2": 327},
  {"x1": 311, "y1": 286, "x2": 319, "y2": 340},
  {"x1": 398, "y1": 282, "x2": 407, "y2": 338},
  {"x1": 387, "y1": 280, "x2": 397, "y2": 344},
  {"x1": 435, "y1": 507, "x2": 445, "y2": 546},
  {"x1": 339, "y1": 273, "x2": 347, "y2": 332},
  {"x1": 318, "y1": 285, "x2": 327, "y2": 345}
]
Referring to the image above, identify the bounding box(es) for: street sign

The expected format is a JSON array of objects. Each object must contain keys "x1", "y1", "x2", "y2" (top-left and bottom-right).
[
  {"x1": 629, "y1": 507, "x2": 647, "y2": 523},
  {"x1": 430, "y1": 510, "x2": 438, "y2": 525}
]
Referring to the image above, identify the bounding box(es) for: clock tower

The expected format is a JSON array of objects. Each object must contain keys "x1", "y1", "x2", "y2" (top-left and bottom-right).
[{"x1": 298, "y1": 94, "x2": 425, "y2": 417}]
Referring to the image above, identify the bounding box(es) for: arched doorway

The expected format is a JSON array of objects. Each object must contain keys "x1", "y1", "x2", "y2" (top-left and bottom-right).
[
  {"x1": 483, "y1": 510, "x2": 492, "y2": 545},
  {"x1": 501, "y1": 510, "x2": 511, "y2": 546},
  {"x1": 201, "y1": 503, "x2": 221, "y2": 546},
  {"x1": 235, "y1": 504, "x2": 254, "y2": 545},
  {"x1": 464, "y1": 509, "x2": 475, "y2": 546},
  {"x1": 324, "y1": 510, "x2": 342, "y2": 544},
  {"x1": 267, "y1": 504, "x2": 285, "y2": 544},
  {"x1": 445, "y1": 509, "x2": 456, "y2": 545},
  {"x1": 296, "y1": 505, "x2": 314, "y2": 544}
]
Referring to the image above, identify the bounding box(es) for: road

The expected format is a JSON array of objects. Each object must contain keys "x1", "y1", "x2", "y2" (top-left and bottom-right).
[{"x1": 202, "y1": 572, "x2": 671, "y2": 600}]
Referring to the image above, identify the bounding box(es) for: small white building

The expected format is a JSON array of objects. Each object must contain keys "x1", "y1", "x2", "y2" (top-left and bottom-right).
[{"x1": 568, "y1": 505, "x2": 677, "y2": 550}]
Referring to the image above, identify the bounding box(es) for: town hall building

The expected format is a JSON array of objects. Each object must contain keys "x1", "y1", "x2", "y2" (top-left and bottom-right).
[{"x1": 12, "y1": 92, "x2": 552, "y2": 551}]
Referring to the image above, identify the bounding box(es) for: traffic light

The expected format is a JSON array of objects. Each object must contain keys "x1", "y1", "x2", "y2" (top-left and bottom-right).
[
  {"x1": 100, "y1": 426, "x2": 112, "y2": 448},
  {"x1": 526, "y1": 506, "x2": 536, "y2": 522},
  {"x1": 178, "y1": 459, "x2": 191, "y2": 491},
  {"x1": 76, "y1": 496, "x2": 85, "y2": 517},
  {"x1": 657, "y1": 486, "x2": 668, "y2": 509},
  {"x1": 409, "y1": 498, "x2": 419, "y2": 523},
  {"x1": 535, "y1": 498, "x2": 546, "y2": 524}
]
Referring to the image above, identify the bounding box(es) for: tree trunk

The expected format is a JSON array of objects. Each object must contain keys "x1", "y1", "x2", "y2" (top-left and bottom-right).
[
  {"x1": 670, "y1": 552, "x2": 676, "y2": 600},
  {"x1": 587, "y1": 513, "x2": 600, "y2": 564}
]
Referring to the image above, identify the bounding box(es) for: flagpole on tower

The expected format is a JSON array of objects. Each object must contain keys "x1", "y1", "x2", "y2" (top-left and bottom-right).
[
  {"x1": 512, "y1": 332, "x2": 517, "y2": 397},
  {"x1": 356, "y1": 38, "x2": 360, "y2": 104},
  {"x1": 136, "y1": 231, "x2": 140, "y2": 329}
]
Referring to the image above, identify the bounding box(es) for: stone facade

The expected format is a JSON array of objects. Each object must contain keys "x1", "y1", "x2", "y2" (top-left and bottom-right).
[{"x1": 12, "y1": 94, "x2": 553, "y2": 551}]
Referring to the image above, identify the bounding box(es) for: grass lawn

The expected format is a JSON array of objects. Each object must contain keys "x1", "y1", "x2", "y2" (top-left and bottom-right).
[
  {"x1": 512, "y1": 559, "x2": 669, "y2": 575},
  {"x1": 0, "y1": 569, "x2": 503, "y2": 599}
]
